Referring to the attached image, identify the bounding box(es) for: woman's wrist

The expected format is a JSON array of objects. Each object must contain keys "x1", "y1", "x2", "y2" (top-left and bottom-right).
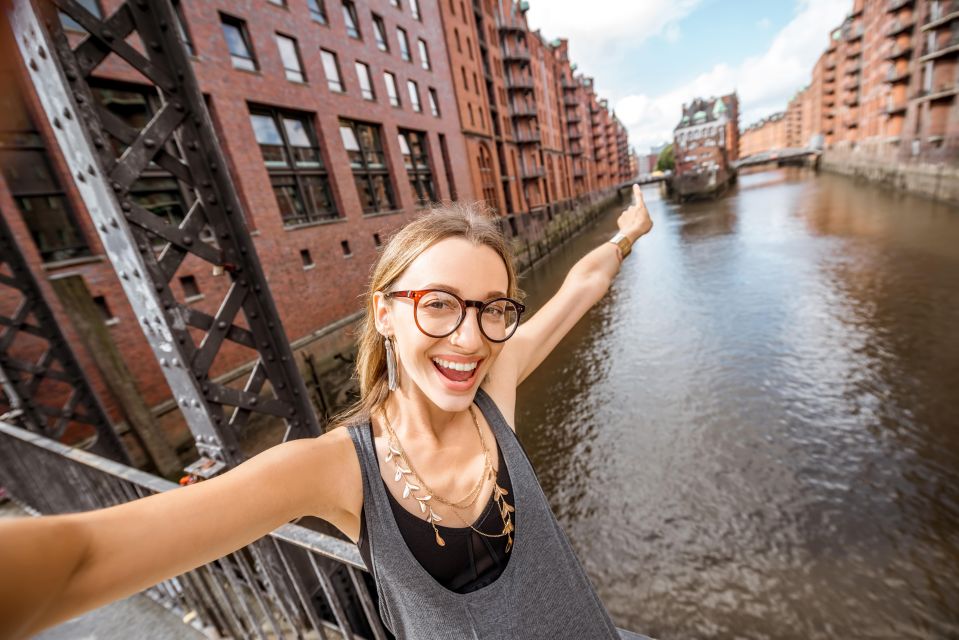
[{"x1": 608, "y1": 231, "x2": 632, "y2": 261}]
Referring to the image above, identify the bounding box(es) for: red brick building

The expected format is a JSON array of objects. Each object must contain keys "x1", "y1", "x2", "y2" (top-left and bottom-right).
[
  {"x1": 673, "y1": 93, "x2": 740, "y2": 175},
  {"x1": 763, "y1": 0, "x2": 958, "y2": 164},
  {"x1": 1, "y1": 0, "x2": 631, "y2": 450},
  {"x1": 739, "y1": 112, "x2": 787, "y2": 158},
  {"x1": 435, "y1": 0, "x2": 630, "y2": 225}
]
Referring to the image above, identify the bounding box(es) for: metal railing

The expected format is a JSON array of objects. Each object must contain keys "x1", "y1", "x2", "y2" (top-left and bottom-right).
[
  {"x1": 887, "y1": 0, "x2": 915, "y2": 11},
  {"x1": 505, "y1": 73, "x2": 535, "y2": 90},
  {"x1": 886, "y1": 17, "x2": 914, "y2": 36},
  {"x1": 0, "y1": 420, "x2": 388, "y2": 640},
  {"x1": 509, "y1": 101, "x2": 537, "y2": 117},
  {"x1": 501, "y1": 43, "x2": 531, "y2": 62},
  {"x1": 519, "y1": 164, "x2": 546, "y2": 179},
  {"x1": 924, "y1": 0, "x2": 959, "y2": 25},
  {"x1": 514, "y1": 129, "x2": 542, "y2": 144}
]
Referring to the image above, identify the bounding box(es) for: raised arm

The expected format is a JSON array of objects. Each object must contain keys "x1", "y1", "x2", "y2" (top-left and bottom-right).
[
  {"x1": 500, "y1": 184, "x2": 653, "y2": 386},
  {"x1": 0, "y1": 427, "x2": 360, "y2": 640}
]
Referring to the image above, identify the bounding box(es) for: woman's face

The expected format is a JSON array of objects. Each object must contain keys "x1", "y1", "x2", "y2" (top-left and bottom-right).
[{"x1": 374, "y1": 237, "x2": 510, "y2": 413}]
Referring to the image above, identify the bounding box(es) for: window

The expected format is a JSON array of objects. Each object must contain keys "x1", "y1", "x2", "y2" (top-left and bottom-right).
[
  {"x1": 220, "y1": 14, "x2": 257, "y2": 71},
  {"x1": 418, "y1": 38, "x2": 431, "y2": 70},
  {"x1": 180, "y1": 275, "x2": 201, "y2": 300},
  {"x1": 321, "y1": 49, "x2": 344, "y2": 92},
  {"x1": 390, "y1": 0, "x2": 400, "y2": 7},
  {"x1": 267, "y1": 0, "x2": 286, "y2": 5},
  {"x1": 342, "y1": 1, "x2": 361, "y2": 39},
  {"x1": 384, "y1": 71, "x2": 401, "y2": 107},
  {"x1": 1, "y1": 88, "x2": 91, "y2": 263},
  {"x1": 397, "y1": 27, "x2": 411, "y2": 61},
  {"x1": 308, "y1": 0, "x2": 328, "y2": 23},
  {"x1": 372, "y1": 14, "x2": 389, "y2": 51},
  {"x1": 397, "y1": 129, "x2": 435, "y2": 206},
  {"x1": 341, "y1": 240, "x2": 352, "y2": 256},
  {"x1": 91, "y1": 84, "x2": 190, "y2": 242},
  {"x1": 300, "y1": 248, "x2": 314, "y2": 267},
  {"x1": 373, "y1": 232, "x2": 382, "y2": 247},
  {"x1": 478, "y1": 142, "x2": 497, "y2": 209},
  {"x1": 407, "y1": 79, "x2": 421, "y2": 112},
  {"x1": 92, "y1": 296, "x2": 118, "y2": 324},
  {"x1": 339, "y1": 119, "x2": 396, "y2": 213},
  {"x1": 249, "y1": 107, "x2": 338, "y2": 226},
  {"x1": 438, "y1": 133, "x2": 457, "y2": 200},
  {"x1": 428, "y1": 88, "x2": 440, "y2": 116},
  {"x1": 276, "y1": 34, "x2": 305, "y2": 82},
  {"x1": 355, "y1": 62, "x2": 375, "y2": 100},
  {"x1": 410, "y1": 0, "x2": 420, "y2": 20},
  {"x1": 454, "y1": 28, "x2": 461, "y2": 53}
]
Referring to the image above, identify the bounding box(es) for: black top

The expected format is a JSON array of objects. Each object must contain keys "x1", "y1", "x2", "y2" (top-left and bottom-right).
[{"x1": 357, "y1": 421, "x2": 514, "y2": 593}]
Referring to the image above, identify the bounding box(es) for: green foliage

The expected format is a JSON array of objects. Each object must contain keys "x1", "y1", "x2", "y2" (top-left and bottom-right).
[{"x1": 655, "y1": 144, "x2": 675, "y2": 172}]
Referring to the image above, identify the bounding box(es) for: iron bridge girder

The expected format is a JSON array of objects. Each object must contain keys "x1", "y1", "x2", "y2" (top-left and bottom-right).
[{"x1": 9, "y1": 0, "x2": 321, "y2": 470}]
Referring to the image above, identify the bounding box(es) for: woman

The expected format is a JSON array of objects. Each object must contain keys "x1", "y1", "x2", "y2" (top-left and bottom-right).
[{"x1": 0, "y1": 185, "x2": 652, "y2": 639}]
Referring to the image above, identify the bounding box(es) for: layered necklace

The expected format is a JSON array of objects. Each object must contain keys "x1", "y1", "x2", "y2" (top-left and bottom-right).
[{"x1": 380, "y1": 405, "x2": 515, "y2": 552}]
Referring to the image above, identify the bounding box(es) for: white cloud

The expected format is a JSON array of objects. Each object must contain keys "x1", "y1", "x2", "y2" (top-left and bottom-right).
[
  {"x1": 528, "y1": 0, "x2": 851, "y2": 152},
  {"x1": 524, "y1": 0, "x2": 701, "y2": 91}
]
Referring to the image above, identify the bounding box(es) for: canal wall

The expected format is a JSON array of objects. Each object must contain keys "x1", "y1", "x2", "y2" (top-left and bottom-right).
[
  {"x1": 820, "y1": 150, "x2": 959, "y2": 206},
  {"x1": 122, "y1": 190, "x2": 625, "y2": 464}
]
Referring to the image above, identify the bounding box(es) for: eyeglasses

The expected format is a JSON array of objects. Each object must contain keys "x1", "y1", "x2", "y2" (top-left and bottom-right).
[{"x1": 384, "y1": 289, "x2": 525, "y2": 343}]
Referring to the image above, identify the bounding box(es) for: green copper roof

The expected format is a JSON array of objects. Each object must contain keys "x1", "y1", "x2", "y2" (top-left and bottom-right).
[
  {"x1": 713, "y1": 99, "x2": 727, "y2": 116},
  {"x1": 693, "y1": 110, "x2": 707, "y2": 122}
]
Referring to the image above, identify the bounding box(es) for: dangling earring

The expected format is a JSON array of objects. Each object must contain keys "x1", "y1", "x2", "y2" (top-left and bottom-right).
[{"x1": 384, "y1": 335, "x2": 398, "y2": 391}]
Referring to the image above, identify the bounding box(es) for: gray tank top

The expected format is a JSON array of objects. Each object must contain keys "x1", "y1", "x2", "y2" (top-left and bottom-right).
[{"x1": 346, "y1": 387, "x2": 625, "y2": 639}]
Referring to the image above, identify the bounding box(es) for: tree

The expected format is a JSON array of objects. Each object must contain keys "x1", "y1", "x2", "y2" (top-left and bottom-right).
[{"x1": 655, "y1": 144, "x2": 674, "y2": 172}]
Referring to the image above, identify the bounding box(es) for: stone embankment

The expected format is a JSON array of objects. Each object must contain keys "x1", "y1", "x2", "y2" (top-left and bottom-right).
[{"x1": 821, "y1": 150, "x2": 959, "y2": 205}]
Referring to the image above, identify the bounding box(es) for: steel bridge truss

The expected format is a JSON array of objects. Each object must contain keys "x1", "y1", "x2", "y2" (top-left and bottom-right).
[
  {"x1": 0, "y1": 213, "x2": 130, "y2": 463},
  {"x1": 10, "y1": 0, "x2": 321, "y2": 475}
]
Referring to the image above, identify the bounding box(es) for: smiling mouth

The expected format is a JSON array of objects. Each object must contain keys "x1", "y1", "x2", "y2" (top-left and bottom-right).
[{"x1": 431, "y1": 358, "x2": 482, "y2": 383}]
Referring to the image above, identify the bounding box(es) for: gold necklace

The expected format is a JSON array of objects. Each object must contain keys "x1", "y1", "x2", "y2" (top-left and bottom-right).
[
  {"x1": 381, "y1": 408, "x2": 489, "y2": 509},
  {"x1": 381, "y1": 406, "x2": 515, "y2": 551}
]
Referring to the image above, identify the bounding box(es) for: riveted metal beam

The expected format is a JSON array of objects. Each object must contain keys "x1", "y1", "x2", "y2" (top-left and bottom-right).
[
  {"x1": 9, "y1": 0, "x2": 320, "y2": 472},
  {"x1": 0, "y1": 212, "x2": 130, "y2": 463}
]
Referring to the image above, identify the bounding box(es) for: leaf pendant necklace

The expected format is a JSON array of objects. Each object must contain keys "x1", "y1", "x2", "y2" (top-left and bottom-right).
[{"x1": 381, "y1": 406, "x2": 515, "y2": 550}]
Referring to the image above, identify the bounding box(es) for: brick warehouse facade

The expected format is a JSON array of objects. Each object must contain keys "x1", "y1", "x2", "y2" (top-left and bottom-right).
[
  {"x1": 735, "y1": 0, "x2": 959, "y2": 167},
  {"x1": 0, "y1": 0, "x2": 632, "y2": 459},
  {"x1": 435, "y1": 0, "x2": 631, "y2": 227}
]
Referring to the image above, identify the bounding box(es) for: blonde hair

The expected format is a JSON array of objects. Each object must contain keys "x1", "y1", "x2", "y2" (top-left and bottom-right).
[{"x1": 326, "y1": 203, "x2": 523, "y2": 431}]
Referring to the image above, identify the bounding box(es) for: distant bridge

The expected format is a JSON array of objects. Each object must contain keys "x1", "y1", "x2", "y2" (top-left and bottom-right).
[
  {"x1": 613, "y1": 173, "x2": 668, "y2": 197},
  {"x1": 733, "y1": 148, "x2": 820, "y2": 170}
]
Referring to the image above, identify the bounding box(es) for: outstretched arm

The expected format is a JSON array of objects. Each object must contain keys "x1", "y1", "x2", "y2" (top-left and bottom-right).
[
  {"x1": 499, "y1": 184, "x2": 653, "y2": 386},
  {"x1": 0, "y1": 428, "x2": 359, "y2": 640}
]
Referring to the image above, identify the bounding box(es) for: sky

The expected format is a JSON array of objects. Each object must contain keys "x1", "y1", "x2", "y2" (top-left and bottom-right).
[{"x1": 525, "y1": 0, "x2": 853, "y2": 152}]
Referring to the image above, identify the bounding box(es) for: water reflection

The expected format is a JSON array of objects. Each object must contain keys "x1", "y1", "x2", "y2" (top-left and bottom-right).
[{"x1": 516, "y1": 169, "x2": 959, "y2": 639}]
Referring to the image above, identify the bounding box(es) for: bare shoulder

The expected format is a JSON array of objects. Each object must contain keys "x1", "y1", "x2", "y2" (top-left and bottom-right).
[
  {"x1": 479, "y1": 374, "x2": 518, "y2": 433},
  {"x1": 282, "y1": 426, "x2": 364, "y2": 542}
]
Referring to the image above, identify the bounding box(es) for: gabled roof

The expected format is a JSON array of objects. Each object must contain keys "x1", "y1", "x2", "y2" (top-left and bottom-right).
[{"x1": 675, "y1": 93, "x2": 738, "y2": 130}]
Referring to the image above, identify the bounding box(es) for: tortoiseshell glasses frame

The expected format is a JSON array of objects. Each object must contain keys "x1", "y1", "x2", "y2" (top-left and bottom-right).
[{"x1": 384, "y1": 289, "x2": 526, "y2": 343}]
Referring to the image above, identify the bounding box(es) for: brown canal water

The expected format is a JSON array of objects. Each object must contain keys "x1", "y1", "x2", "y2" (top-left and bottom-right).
[{"x1": 515, "y1": 168, "x2": 959, "y2": 640}]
